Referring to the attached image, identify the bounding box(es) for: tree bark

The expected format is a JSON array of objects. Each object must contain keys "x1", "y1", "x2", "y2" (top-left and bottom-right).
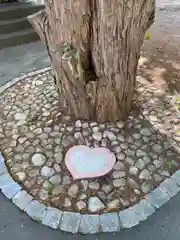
[{"x1": 28, "y1": 0, "x2": 155, "y2": 122}]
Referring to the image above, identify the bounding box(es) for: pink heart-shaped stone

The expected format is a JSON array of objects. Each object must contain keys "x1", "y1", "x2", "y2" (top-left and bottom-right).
[{"x1": 65, "y1": 145, "x2": 116, "y2": 180}]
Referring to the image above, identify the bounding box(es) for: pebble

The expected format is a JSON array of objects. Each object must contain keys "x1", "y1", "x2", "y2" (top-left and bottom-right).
[
  {"x1": 152, "y1": 144, "x2": 163, "y2": 154},
  {"x1": 132, "y1": 133, "x2": 141, "y2": 140},
  {"x1": 14, "y1": 113, "x2": 27, "y2": 121},
  {"x1": 53, "y1": 164, "x2": 61, "y2": 172},
  {"x1": 125, "y1": 157, "x2": 135, "y2": 166},
  {"x1": 116, "y1": 153, "x2": 126, "y2": 161},
  {"x1": 140, "y1": 128, "x2": 152, "y2": 137},
  {"x1": 116, "y1": 121, "x2": 124, "y2": 129},
  {"x1": 135, "y1": 159, "x2": 146, "y2": 170},
  {"x1": 89, "y1": 182, "x2": 100, "y2": 190},
  {"x1": 129, "y1": 166, "x2": 139, "y2": 176},
  {"x1": 112, "y1": 171, "x2": 126, "y2": 179},
  {"x1": 81, "y1": 180, "x2": 88, "y2": 191},
  {"x1": 92, "y1": 132, "x2": 102, "y2": 142},
  {"x1": 41, "y1": 166, "x2": 55, "y2": 178},
  {"x1": 76, "y1": 201, "x2": 86, "y2": 211},
  {"x1": 16, "y1": 172, "x2": 26, "y2": 181},
  {"x1": 139, "y1": 169, "x2": 151, "y2": 180},
  {"x1": 33, "y1": 128, "x2": 43, "y2": 135},
  {"x1": 113, "y1": 178, "x2": 126, "y2": 188},
  {"x1": 68, "y1": 184, "x2": 79, "y2": 197},
  {"x1": 42, "y1": 180, "x2": 53, "y2": 192},
  {"x1": 62, "y1": 175, "x2": 71, "y2": 185},
  {"x1": 49, "y1": 175, "x2": 62, "y2": 185},
  {"x1": 64, "y1": 198, "x2": 72, "y2": 207},
  {"x1": 103, "y1": 131, "x2": 117, "y2": 141},
  {"x1": 136, "y1": 150, "x2": 146, "y2": 157},
  {"x1": 108, "y1": 199, "x2": 120, "y2": 209},
  {"x1": 101, "y1": 184, "x2": 113, "y2": 194},
  {"x1": 39, "y1": 189, "x2": 49, "y2": 200},
  {"x1": 113, "y1": 161, "x2": 125, "y2": 170},
  {"x1": 52, "y1": 185, "x2": 66, "y2": 196},
  {"x1": 141, "y1": 181, "x2": 152, "y2": 193},
  {"x1": 31, "y1": 153, "x2": 46, "y2": 166},
  {"x1": 75, "y1": 120, "x2": 82, "y2": 128},
  {"x1": 120, "y1": 143, "x2": 128, "y2": 150},
  {"x1": 154, "y1": 174, "x2": 164, "y2": 182},
  {"x1": 128, "y1": 178, "x2": 139, "y2": 189},
  {"x1": 79, "y1": 193, "x2": 87, "y2": 200},
  {"x1": 88, "y1": 197, "x2": 105, "y2": 212},
  {"x1": 54, "y1": 152, "x2": 63, "y2": 164},
  {"x1": 153, "y1": 160, "x2": 164, "y2": 168}
]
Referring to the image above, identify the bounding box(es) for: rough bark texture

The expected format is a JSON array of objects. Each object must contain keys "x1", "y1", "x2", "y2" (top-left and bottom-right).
[{"x1": 28, "y1": 0, "x2": 155, "y2": 122}]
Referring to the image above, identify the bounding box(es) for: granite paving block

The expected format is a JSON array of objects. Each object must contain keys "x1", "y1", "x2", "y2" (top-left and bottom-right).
[
  {"x1": 12, "y1": 190, "x2": 33, "y2": 210},
  {"x1": 159, "y1": 178, "x2": 180, "y2": 197},
  {"x1": 79, "y1": 214, "x2": 100, "y2": 234},
  {"x1": 0, "y1": 174, "x2": 14, "y2": 189},
  {"x1": 145, "y1": 188, "x2": 171, "y2": 209},
  {"x1": 26, "y1": 200, "x2": 47, "y2": 222},
  {"x1": 100, "y1": 213, "x2": 120, "y2": 232},
  {"x1": 0, "y1": 153, "x2": 4, "y2": 163},
  {"x1": 60, "y1": 212, "x2": 81, "y2": 234},
  {"x1": 132, "y1": 200, "x2": 155, "y2": 222},
  {"x1": 119, "y1": 207, "x2": 140, "y2": 228},
  {"x1": 171, "y1": 170, "x2": 180, "y2": 186},
  {"x1": 2, "y1": 181, "x2": 21, "y2": 199},
  {"x1": 0, "y1": 160, "x2": 7, "y2": 175},
  {"x1": 42, "y1": 207, "x2": 62, "y2": 229}
]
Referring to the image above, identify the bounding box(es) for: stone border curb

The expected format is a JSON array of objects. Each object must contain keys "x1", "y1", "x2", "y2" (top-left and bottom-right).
[
  {"x1": 0, "y1": 68, "x2": 180, "y2": 234},
  {"x1": 0, "y1": 152, "x2": 180, "y2": 234}
]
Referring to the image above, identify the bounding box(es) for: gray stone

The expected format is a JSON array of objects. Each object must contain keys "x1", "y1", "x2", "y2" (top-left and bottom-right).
[
  {"x1": 12, "y1": 190, "x2": 33, "y2": 210},
  {"x1": 113, "y1": 161, "x2": 125, "y2": 171},
  {"x1": 88, "y1": 197, "x2": 105, "y2": 212},
  {"x1": 112, "y1": 171, "x2": 126, "y2": 179},
  {"x1": 159, "y1": 178, "x2": 180, "y2": 197},
  {"x1": 60, "y1": 212, "x2": 81, "y2": 234},
  {"x1": 49, "y1": 175, "x2": 61, "y2": 185},
  {"x1": 42, "y1": 181, "x2": 52, "y2": 192},
  {"x1": 52, "y1": 185, "x2": 66, "y2": 196},
  {"x1": 89, "y1": 182, "x2": 100, "y2": 190},
  {"x1": 33, "y1": 128, "x2": 43, "y2": 135},
  {"x1": 76, "y1": 201, "x2": 87, "y2": 211},
  {"x1": 117, "y1": 153, "x2": 126, "y2": 161},
  {"x1": 41, "y1": 166, "x2": 55, "y2": 178},
  {"x1": 117, "y1": 134, "x2": 125, "y2": 142},
  {"x1": 136, "y1": 150, "x2": 146, "y2": 158},
  {"x1": 120, "y1": 143, "x2": 128, "y2": 150},
  {"x1": 125, "y1": 149, "x2": 135, "y2": 157},
  {"x1": 53, "y1": 164, "x2": 62, "y2": 172},
  {"x1": 68, "y1": 184, "x2": 79, "y2": 197},
  {"x1": 152, "y1": 144, "x2": 163, "y2": 154},
  {"x1": 101, "y1": 184, "x2": 113, "y2": 194},
  {"x1": 2, "y1": 181, "x2": 21, "y2": 199},
  {"x1": 128, "y1": 178, "x2": 139, "y2": 189},
  {"x1": 146, "y1": 188, "x2": 171, "y2": 209},
  {"x1": 54, "y1": 151, "x2": 63, "y2": 164},
  {"x1": 148, "y1": 164, "x2": 156, "y2": 172},
  {"x1": 92, "y1": 126, "x2": 100, "y2": 132},
  {"x1": 42, "y1": 207, "x2": 63, "y2": 229},
  {"x1": 39, "y1": 189, "x2": 49, "y2": 200},
  {"x1": 62, "y1": 175, "x2": 71, "y2": 185},
  {"x1": 64, "y1": 198, "x2": 72, "y2": 207},
  {"x1": 92, "y1": 132, "x2": 102, "y2": 141},
  {"x1": 113, "y1": 178, "x2": 126, "y2": 188},
  {"x1": 135, "y1": 159, "x2": 146, "y2": 170},
  {"x1": 103, "y1": 131, "x2": 117, "y2": 141},
  {"x1": 132, "y1": 133, "x2": 141, "y2": 140},
  {"x1": 129, "y1": 166, "x2": 139, "y2": 176},
  {"x1": 14, "y1": 113, "x2": 27, "y2": 121},
  {"x1": 79, "y1": 193, "x2": 87, "y2": 200},
  {"x1": 171, "y1": 170, "x2": 180, "y2": 185},
  {"x1": 79, "y1": 214, "x2": 99, "y2": 234},
  {"x1": 141, "y1": 181, "x2": 152, "y2": 194},
  {"x1": 113, "y1": 146, "x2": 121, "y2": 153},
  {"x1": 140, "y1": 128, "x2": 152, "y2": 137},
  {"x1": 100, "y1": 213, "x2": 120, "y2": 232},
  {"x1": 75, "y1": 120, "x2": 82, "y2": 128},
  {"x1": 154, "y1": 174, "x2": 164, "y2": 182},
  {"x1": 117, "y1": 121, "x2": 125, "y2": 129},
  {"x1": 125, "y1": 157, "x2": 135, "y2": 166},
  {"x1": 160, "y1": 170, "x2": 170, "y2": 177},
  {"x1": 16, "y1": 172, "x2": 26, "y2": 181},
  {"x1": 107, "y1": 199, "x2": 120, "y2": 209},
  {"x1": 139, "y1": 169, "x2": 151, "y2": 180},
  {"x1": 26, "y1": 200, "x2": 47, "y2": 221},
  {"x1": 131, "y1": 200, "x2": 155, "y2": 222},
  {"x1": 31, "y1": 153, "x2": 46, "y2": 166},
  {"x1": 154, "y1": 160, "x2": 164, "y2": 168},
  {"x1": 143, "y1": 156, "x2": 151, "y2": 164}
]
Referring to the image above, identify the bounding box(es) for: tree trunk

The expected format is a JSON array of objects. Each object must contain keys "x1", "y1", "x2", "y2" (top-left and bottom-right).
[{"x1": 28, "y1": 0, "x2": 155, "y2": 122}]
